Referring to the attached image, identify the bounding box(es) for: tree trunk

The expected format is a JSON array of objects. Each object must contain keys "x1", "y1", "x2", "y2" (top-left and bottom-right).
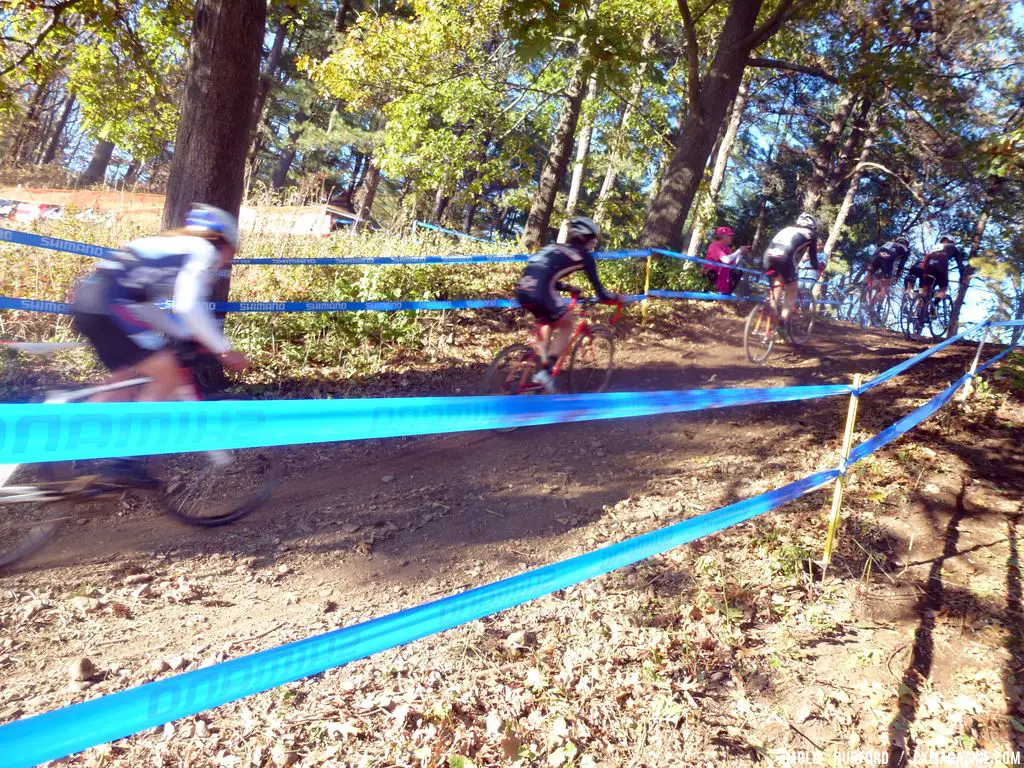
[
  {"x1": 79, "y1": 139, "x2": 115, "y2": 186},
  {"x1": 346, "y1": 152, "x2": 366, "y2": 200},
  {"x1": 751, "y1": 195, "x2": 769, "y2": 255},
  {"x1": 594, "y1": 33, "x2": 653, "y2": 226},
  {"x1": 124, "y1": 160, "x2": 145, "y2": 188},
  {"x1": 10, "y1": 82, "x2": 50, "y2": 166},
  {"x1": 335, "y1": 0, "x2": 355, "y2": 33},
  {"x1": 462, "y1": 202, "x2": 478, "y2": 234},
  {"x1": 120, "y1": 160, "x2": 138, "y2": 188},
  {"x1": 948, "y1": 178, "x2": 1000, "y2": 337},
  {"x1": 641, "y1": 0, "x2": 770, "y2": 250},
  {"x1": 432, "y1": 187, "x2": 451, "y2": 223},
  {"x1": 823, "y1": 109, "x2": 881, "y2": 260},
  {"x1": 163, "y1": 0, "x2": 267, "y2": 328},
  {"x1": 270, "y1": 110, "x2": 308, "y2": 189},
  {"x1": 802, "y1": 91, "x2": 855, "y2": 213},
  {"x1": 40, "y1": 91, "x2": 76, "y2": 165},
  {"x1": 557, "y1": 72, "x2": 599, "y2": 242},
  {"x1": 521, "y1": 57, "x2": 591, "y2": 250},
  {"x1": 32, "y1": 90, "x2": 62, "y2": 164},
  {"x1": 826, "y1": 94, "x2": 872, "y2": 206},
  {"x1": 164, "y1": 0, "x2": 267, "y2": 228},
  {"x1": 354, "y1": 159, "x2": 380, "y2": 233},
  {"x1": 249, "y1": 18, "x2": 288, "y2": 153},
  {"x1": 685, "y1": 79, "x2": 747, "y2": 256}
]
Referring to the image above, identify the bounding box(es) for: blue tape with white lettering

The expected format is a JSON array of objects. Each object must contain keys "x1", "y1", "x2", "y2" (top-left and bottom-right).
[
  {"x1": 0, "y1": 227, "x2": 117, "y2": 258},
  {"x1": 0, "y1": 465, "x2": 839, "y2": 768},
  {"x1": 0, "y1": 383, "x2": 851, "y2": 465},
  {"x1": 0, "y1": 226, "x2": 646, "y2": 265},
  {"x1": 414, "y1": 220, "x2": 494, "y2": 243},
  {"x1": 650, "y1": 247, "x2": 767, "y2": 278},
  {"x1": 647, "y1": 289, "x2": 762, "y2": 303}
]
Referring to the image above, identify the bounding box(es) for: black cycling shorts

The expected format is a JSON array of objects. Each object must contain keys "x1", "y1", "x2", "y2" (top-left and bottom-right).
[
  {"x1": 72, "y1": 274, "x2": 165, "y2": 371},
  {"x1": 869, "y1": 254, "x2": 897, "y2": 280},
  {"x1": 922, "y1": 262, "x2": 949, "y2": 292},
  {"x1": 514, "y1": 272, "x2": 568, "y2": 323},
  {"x1": 762, "y1": 249, "x2": 798, "y2": 285}
]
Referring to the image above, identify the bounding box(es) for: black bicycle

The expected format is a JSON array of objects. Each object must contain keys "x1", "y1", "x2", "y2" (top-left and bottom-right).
[{"x1": 901, "y1": 279, "x2": 952, "y2": 341}]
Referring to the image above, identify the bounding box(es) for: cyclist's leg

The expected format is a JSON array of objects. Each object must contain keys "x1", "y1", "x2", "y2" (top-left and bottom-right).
[{"x1": 547, "y1": 310, "x2": 575, "y2": 367}]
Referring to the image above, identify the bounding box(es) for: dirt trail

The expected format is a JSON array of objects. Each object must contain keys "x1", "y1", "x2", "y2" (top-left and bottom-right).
[{"x1": 1, "y1": 307, "x2": 1021, "y2": 767}]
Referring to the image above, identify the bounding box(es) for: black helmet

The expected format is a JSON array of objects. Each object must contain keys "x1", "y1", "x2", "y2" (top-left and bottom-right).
[
  {"x1": 894, "y1": 235, "x2": 910, "y2": 247},
  {"x1": 565, "y1": 215, "x2": 600, "y2": 242},
  {"x1": 796, "y1": 212, "x2": 819, "y2": 231}
]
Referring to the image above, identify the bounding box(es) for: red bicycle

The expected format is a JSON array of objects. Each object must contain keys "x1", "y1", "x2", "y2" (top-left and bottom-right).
[{"x1": 482, "y1": 294, "x2": 624, "y2": 396}]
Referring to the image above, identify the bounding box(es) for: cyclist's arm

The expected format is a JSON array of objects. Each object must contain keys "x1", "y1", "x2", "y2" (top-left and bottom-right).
[
  {"x1": 172, "y1": 244, "x2": 232, "y2": 355},
  {"x1": 581, "y1": 253, "x2": 616, "y2": 301},
  {"x1": 807, "y1": 236, "x2": 821, "y2": 272}
]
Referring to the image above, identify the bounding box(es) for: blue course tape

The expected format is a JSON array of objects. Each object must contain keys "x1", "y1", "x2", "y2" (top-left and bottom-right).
[
  {"x1": 990, "y1": 319, "x2": 1024, "y2": 328},
  {"x1": 647, "y1": 289, "x2": 762, "y2": 304},
  {"x1": 848, "y1": 373, "x2": 971, "y2": 465},
  {"x1": 650, "y1": 247, "x2": 766, "y2": 278},
  {"x1": 0, "y1": 465, "x2": 839, "y2": 768},
  {"x1": 231, "y1": 249, "x2": 650, "y2": 265},
  {"x1": 0, "y1": 225, "x2": 647, "y2": 265},
  {"x1": 855, "y1": 321, "x2": 985, "y2": 396},
  {"x1": 0, "y1": 227, "x2": 117, "y2": 258},
  {"x1": 0, "y1": 296, "x2": 71, "y2": 314},
  {"x1": 0, "y1": 384, "x2": 850, "y2": 464},
  {"x1": 414, "y1": 220, "x2": 493, "y2": 243}
]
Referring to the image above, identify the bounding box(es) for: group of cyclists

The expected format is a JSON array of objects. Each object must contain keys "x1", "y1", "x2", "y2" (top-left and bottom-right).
[{"x1": 67, "y1": 203, "x2": 969, "y2": 483}]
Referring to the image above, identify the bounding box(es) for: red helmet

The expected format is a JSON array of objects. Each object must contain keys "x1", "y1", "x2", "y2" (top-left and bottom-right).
[{"x1": 715, "y1": 226, "x2": 734, "y2": 238}]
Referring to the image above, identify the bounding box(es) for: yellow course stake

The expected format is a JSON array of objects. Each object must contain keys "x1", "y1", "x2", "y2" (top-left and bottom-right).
[
  {"x1": 641, "y1": 252, "x2": 653, "y2": 324},
  {"x1": 822, "y1": 372, "x2": 864, "y2": 575}
]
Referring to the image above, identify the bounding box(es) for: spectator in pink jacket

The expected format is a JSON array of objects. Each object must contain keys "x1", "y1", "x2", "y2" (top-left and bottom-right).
[{"x1": 704, "y1": 226, "x2": 750, "y2": 294}]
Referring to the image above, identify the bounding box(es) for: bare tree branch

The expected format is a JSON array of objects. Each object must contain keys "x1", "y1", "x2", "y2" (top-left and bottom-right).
[
  {"x1": 0, "y1": 0, "x2": 81, "y2": 80},
  {"x1": 747, "y1": 56, "x2": 840, "y2": 84},
  {"x1": 677, "y1": 0, "x2": 702, "y2": 110},
  {"x1": 742, "y1": 0, "x2": 812, "y2": 51}
]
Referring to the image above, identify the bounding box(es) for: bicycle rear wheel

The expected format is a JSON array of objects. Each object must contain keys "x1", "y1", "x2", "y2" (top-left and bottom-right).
[
  {"x1": 788, "y1": 294, "x2": 817, "y2": 345},
  {"x1": 158, "y1": 448, "x2": 280, "y2": 526},
  {"x1": 568, "y1": 325, "x2": 615, "y2": 393},
  {"x1": 744, "y1": 304, "x2": 776, "y2": 365},
  {"x1": 929, "y1": 296, "x2": 952, "y2": 339},
  {"x1": 481, "y1": 343, "x2": 539, "y2": 396},
  {"x1": 0, "y1": 463, "x2": 75, "y2": 569}
]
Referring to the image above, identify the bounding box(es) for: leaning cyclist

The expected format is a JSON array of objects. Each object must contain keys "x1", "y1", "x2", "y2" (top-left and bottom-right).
[
  {"x1": 903, "y1": 234, "x2": 965, "y2": 299},
  {"x1": 865, "y1": 234, "x2": 911, "y2": 308},
  {"x1": 514, "y1": 215, "x2": 620, "y2": 393},
  {"x1": 762, "y1": 212, "x2": 824, "y2": 327},
  {"x1": 71, "y1": 204, "x2": 250, "y2": 482}
]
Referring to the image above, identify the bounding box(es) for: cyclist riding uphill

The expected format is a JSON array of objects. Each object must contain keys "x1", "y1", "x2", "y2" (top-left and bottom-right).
[
  {"x1": 903, "y1": 234, "x2": 967, "y2": 299},
  {"x1": 71, "y1": 204, "x2": 250, "y2": 481},
  {"x1": 514, "y1": 215, "x2": 620, "y2": 393},
  {"x1": 867, "y1": 234, "x2": 911, "y2": 300},
  {"x1": 762, "y1": 212, "x2": 824, "y2": 327}
]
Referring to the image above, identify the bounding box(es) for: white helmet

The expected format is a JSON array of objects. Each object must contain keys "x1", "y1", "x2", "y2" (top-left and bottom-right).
[
  {"x1": 184, "y1": 204, "x2": 239, "y2": 248},
  {"x1": 937, "y1": 233, "x2": 956, "y2": 246},
  {"x1": 796, "y1": 212, "x2": 819, "y2": 231}
]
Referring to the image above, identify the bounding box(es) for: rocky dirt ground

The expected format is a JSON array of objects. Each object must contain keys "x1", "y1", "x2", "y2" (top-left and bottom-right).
[{"x1": 1, "y1": 305, "x2": 1022, "y2": 768}]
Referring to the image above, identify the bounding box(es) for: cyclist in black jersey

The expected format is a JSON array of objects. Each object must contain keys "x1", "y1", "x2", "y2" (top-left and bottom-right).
[
  {"x1": 903, "y1": 234, "x2": 966, "y2": 299},
  {"x1": 762, "y1": 212, "x2": 824, "y2": 325},
  {"x1": 865, "y1": 234, "x2": 911, "y2": 307},
  {"x1": 514, "y1": 216, "x2": 619, "y2": 392}
]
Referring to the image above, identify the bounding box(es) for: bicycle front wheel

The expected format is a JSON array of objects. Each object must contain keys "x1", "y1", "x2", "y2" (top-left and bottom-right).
[
  {"x1": 158, "y1": 449, "x2": 280, "y2": 527},
  {"x1": 0, "y1": 463, "x2": 75, "y2": 569},
  {"x1": 568, "y1": 325, "x2": 615, "y2": 393},
  {"x1": 744, "y1": 304, "x2": 776, "y2": 365},
  {"x1": 788, "y1": 294, "x2": 817, "y2": 345}
]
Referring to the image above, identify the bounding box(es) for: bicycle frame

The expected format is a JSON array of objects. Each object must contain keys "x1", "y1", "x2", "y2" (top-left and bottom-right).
[{"x1": 533, "y1": 296, "x2": 623, "y2": 378}]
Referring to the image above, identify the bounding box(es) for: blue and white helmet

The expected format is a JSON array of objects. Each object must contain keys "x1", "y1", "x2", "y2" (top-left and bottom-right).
[{"x1": 184, "y1": 204, "x2": 239, "y2": 248}]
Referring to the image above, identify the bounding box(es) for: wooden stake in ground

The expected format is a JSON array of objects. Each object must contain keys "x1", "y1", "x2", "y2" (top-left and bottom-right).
[{"x1": 822, "y1": 373, "x2": 863, "y2": 574}]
